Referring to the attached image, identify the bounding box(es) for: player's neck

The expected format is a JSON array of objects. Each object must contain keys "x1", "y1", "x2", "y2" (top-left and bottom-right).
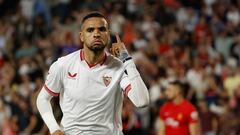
[
  {"x1": 83, "y1": 48, "x2": 105, "y2": 64},
  {"x1": 173, "y1": 96, "x2": 184, "y2": 105}
]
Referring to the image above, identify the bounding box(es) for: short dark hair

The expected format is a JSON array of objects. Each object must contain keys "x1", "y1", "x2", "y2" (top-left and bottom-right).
[
  {"x1": 81, "y1": 11, "x2": 108, "y2": 29},
  {"x1": 169, "y1": 80, "x2": 188, "y2": 97},
  {"x1": 169, "y1": 80, "x2": 183, "y2": 90}
]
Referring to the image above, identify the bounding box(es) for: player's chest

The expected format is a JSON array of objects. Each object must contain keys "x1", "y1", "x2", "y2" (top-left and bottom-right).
[
  {"x1": 163, "y1": 107, "x2": 188, "y2": 127},
  {"x1": 62, "y1": 66, "x2": 122, "y2": 99}
]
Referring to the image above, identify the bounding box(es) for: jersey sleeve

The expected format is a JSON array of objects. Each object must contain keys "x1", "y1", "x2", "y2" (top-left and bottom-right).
[
  {"x1": 44, "y1": 60, "x2": 63, "y2": 96},
  {"x1": 187, "y1": 104, "x2": 199, "y2": 123},
  {"x1": 121, "y1": 60, "x2": 149, "y2": 107},
  {"x1": 120, "y1": 71, "x2": 131, "y2": 95}
]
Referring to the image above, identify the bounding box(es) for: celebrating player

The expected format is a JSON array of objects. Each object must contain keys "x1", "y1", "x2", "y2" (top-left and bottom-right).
[{"x1": 36, "y1": 11, "x2": 149, "y2": 135}]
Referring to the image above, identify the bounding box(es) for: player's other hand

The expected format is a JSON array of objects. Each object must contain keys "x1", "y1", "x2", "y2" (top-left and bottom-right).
[
  {"x1": 52, "y1": 130, "x2": 64, "y2": 135},
  {"x1": 110, "y1": 34, "x2": 131, "y2": 62},
  {"x1": 111, "y1": 34, "x2": 126, "y2": 56}
]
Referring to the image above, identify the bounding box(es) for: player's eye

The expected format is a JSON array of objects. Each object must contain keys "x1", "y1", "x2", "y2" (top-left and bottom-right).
[
  {"x1": 86, "y1": 28, "x2": 94, "y2": 32},
  {"x1": 99, "y1": 27, "x2": 107, "y2": 32}
]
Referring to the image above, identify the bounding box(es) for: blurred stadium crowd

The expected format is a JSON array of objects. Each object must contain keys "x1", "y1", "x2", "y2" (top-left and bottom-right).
[{"x1": 0, "y1": 0, "x2": 240, "y2": 135}]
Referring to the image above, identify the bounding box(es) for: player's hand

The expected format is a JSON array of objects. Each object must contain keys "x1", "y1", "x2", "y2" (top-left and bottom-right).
[
  {"x1": 111, "y1": 34, "x2": 131, "y2": 62},
  {"x1": 52, "y1": 130, "x2": 64, "y2": 135},
  {"x1": 111, "y1": 34, "x2": 126, "y2": 56}
]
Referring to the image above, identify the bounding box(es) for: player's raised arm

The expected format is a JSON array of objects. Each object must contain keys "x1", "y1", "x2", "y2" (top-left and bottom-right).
[{"x1": 112, "y1": 34, "x2": 150, "y2": 108}]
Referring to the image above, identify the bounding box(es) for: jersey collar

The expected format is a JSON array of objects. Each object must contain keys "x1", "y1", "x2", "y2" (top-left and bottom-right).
[{"x1": 80, "y1": 49, "x2": 107, "y2": 68}]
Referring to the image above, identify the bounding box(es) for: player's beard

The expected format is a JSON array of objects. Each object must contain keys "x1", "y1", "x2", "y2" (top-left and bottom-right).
[{"x1": 87, "y1": 43, "x2": 106, "y2": 53}]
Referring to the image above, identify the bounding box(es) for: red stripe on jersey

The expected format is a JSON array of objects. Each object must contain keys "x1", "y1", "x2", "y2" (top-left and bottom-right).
[
  {"x1": 124, "y1": 84, "x2": 132, "y2": 96},
  {"x1": 80, "y1": 49, "x2": 107, "y2": 68},
  {"x1": 80, "y1": 49, "x2": 84, "y2": 61},
  {"x1": 44, "y1": 84, "x2": 59, "y2": 97}
]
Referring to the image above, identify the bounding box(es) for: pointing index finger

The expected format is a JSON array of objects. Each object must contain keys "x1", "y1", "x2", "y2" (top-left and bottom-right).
[{"x1": 115, "y1": 34, "x2": 121, "y2": 43}]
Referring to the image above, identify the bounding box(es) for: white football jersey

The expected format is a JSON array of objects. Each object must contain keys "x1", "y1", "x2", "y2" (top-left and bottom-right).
[{"x1": 44, "y1": 49, "x2": 131, "y2": 135}]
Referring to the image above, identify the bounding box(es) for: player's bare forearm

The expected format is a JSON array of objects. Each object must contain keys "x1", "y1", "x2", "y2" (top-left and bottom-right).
[
  {"x1": 158, "y1": 118, "x2": 165, "y2": 135},
  {"x1": 189, "y1": 123, "x2": 200, "y2": 135}
]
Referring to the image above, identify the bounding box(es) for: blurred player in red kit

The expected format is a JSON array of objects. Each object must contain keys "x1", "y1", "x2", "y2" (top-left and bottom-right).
[{"x1": 158, "y1": 80, "x2": 200, "y2": 135}]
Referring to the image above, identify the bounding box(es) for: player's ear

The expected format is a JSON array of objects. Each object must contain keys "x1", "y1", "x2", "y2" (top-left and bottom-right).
[{"x1": 79, "y1": 32, "x2": 84, "y2": 42}]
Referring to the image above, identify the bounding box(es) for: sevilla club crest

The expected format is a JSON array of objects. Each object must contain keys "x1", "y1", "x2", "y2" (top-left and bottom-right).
[{"x1": 102, "y1": 76, "x2": 112, "y2": 86}]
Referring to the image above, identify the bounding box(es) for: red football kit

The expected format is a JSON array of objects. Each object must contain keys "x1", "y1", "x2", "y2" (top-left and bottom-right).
[{"x1": 159, "y1": 100, "x2": 198, "y2": 135}]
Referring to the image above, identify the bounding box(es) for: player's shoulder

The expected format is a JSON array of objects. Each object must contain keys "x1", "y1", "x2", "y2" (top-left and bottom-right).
[
  {"x1": 58, "y1": 50, "x2": 80, "y2": 63},
  {"x1": 159, "y1": 101, "x2": 174, "y2": 117},
  {"x1": 182, "y1": 100, "x2": 197, "y2": 111},
  {"x1": 182, "y1": 100, "x2": 199, "y2": 120},
  {"x1": 52, "y1": 50, "x2": 80, "y2": 68},
  {"x1": 160, "y1": 101, "x2": 172, "y2": 110}
]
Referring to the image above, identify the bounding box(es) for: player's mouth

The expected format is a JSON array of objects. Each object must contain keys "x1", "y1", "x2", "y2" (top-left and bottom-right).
[{"x1": 93, "y1": 40, "x2": 103, "y2": 45}]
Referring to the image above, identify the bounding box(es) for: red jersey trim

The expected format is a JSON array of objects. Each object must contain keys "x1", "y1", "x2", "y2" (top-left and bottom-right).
[
  {"x1": 80, "y1": 50, "x2": 83, "y2": 61},
  {"x1": 124, "y1": 84, "x2": 132, "y2": 96},
  {"x1": 44, "y1": 84, "x2": 59, "y2": 97},
  {"x1": 80, "y1": 49, "x2": 107, "y2": 68}
]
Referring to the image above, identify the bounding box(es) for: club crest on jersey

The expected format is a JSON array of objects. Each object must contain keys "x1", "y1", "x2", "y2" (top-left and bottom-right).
[
  {"x1": 102, "y1": 76, "x2": 112, "y2": 86},
  {"x1": 68, "y1": 72, "x2": 77, "y2": 79},
  {"x1": 177, "y1": 113, "x2": 183, "y2": 120}
]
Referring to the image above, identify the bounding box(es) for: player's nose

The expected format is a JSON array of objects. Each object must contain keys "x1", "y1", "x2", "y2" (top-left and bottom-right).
[{"x1": 93, "y1": 29, "x2": 101, "y2": 37}]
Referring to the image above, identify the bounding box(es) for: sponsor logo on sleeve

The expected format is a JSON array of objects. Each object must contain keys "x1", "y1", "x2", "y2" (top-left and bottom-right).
[{"x1": 191, "y1": 111, "x2": 198, "y2": 120}]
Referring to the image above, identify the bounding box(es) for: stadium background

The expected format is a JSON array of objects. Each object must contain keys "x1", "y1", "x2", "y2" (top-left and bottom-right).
[{"x1": 0, "y1": 0, "x2": 240, "y2": 134}]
